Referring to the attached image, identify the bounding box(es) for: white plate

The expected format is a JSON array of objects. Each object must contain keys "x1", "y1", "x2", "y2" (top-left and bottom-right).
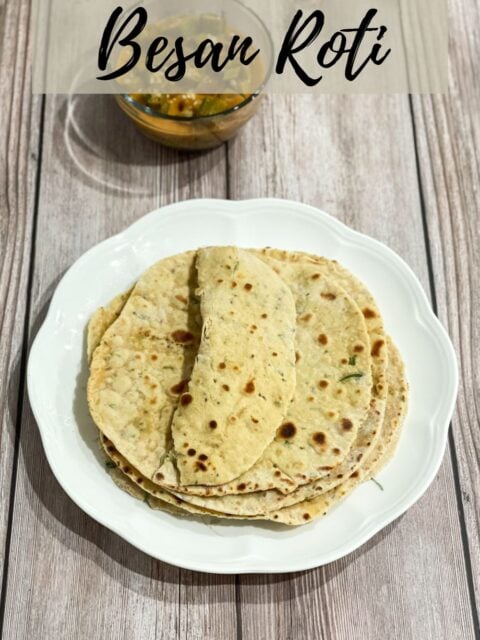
[{"x1": 27, "y1": 199, "x2": 458, "y2": 574}]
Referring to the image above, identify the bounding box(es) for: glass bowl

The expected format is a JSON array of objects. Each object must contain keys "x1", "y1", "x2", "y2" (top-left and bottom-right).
[{"x1": 113, "y1": 0, "x2": 272, "y2": 151}]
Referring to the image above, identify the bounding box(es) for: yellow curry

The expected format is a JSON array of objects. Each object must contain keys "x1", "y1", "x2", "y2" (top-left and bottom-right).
[{"x1": 130, "y1": 93, "x2": 250, "y2": 118}]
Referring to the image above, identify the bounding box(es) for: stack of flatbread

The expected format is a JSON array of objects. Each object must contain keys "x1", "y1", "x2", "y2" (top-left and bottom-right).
[{"x1": 87, "y1": 247, "x2": 408, "y2": 526}]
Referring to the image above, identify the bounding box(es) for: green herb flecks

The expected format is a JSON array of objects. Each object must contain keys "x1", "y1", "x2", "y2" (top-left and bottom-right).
[
  {"x1": 371, "y1": 478, "x2": 384, "y2": 491},
  {"x1": 339, "y1": 372, "x2": 364, "y2": 382},
  {"x1": 144, "y1": 493, "x2": 150, "y2": 505},
  {"x1": 348, "y1": 355, "x2": 357, "y2": 366}
]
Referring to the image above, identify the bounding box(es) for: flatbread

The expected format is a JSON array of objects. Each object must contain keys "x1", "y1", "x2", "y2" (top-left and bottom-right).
[
  {"x1": 88, "y1": 251, "x2": 201, "y2": 479},
  {"x1": 267, "y1": 338, "x2": 407, "y2": 525},
  {"x1": 169, "y1": 247, "x2": 297, "y2": 486},
  {"x1": 367, "y1": 340, "x2": 409, "y2": 478},
  {"x1": 87, "y1": 289, "x2": 132, "y2": 363},
  {"x1": 89, "y1": 240, "x2": 407, "y2": 526}
]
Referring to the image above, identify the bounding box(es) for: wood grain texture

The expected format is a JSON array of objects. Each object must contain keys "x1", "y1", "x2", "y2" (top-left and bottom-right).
[
  {"x1": 0, "y1": 0, "x2": 41, "y2": 585},
  {"x1": 0, "y1": 92, "x2": 236, "y2": 640},
  {"x1": 410, "y1": 0, "x2": 480, "y2": 619},
  {"x1": 228, "y1": 94, "x2": 476, "y2": 640}
]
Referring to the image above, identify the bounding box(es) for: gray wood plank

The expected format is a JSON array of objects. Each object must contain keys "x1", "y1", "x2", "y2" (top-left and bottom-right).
[
  {"x1": 228, "y1": 94, "x2": 476, "y2": 640},
  {"x1": 410, "y1": 0, "x2": 480, "y2": 617},
  {"x1": 0, "y1": 0, "x2": 41, "y2": 587},
  {"x1": 1, "y1": 92, "x2": 236, "y2": 640}
]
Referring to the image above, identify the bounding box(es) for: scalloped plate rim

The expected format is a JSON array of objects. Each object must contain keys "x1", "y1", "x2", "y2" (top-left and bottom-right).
[{"x1": 27, "y1": 198, "x2": 458, "y2": 574}]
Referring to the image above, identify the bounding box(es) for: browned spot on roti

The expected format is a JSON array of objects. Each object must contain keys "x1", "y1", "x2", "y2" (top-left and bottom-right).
[
  {"x1": 170, "y1": 379, "x2": 189, "y2": 395},
  {"x1": 137, "y1": 477, "x2": 143, "y2": 484},
  {"x1": 180, "y1": 393, "x2": 193, "y2": 406},
  {"x1": 244, "y1": 283, "x2": 253, "y2": 291},
  {"x1": 313, "y1": 432, "x2": 326, "y2": 445},
  {"x1": 295, "y1": 351, "x2": 301, "y2": 363},
  {"x1": 318, "y1": 334, "x2": 328, "y2": 345},
  {"x1": 218, "y1": 362, "x2": 226, "y2": 369},
  {"x1": 277, "y1": 422, "x2": 296, "y2": 439},
  {"x1": 371, "y1": 339, "x2": 385, "y2": 357},
  {"x1": 187, "y1": 448, "x2": 196, "y2": 456},
  {"x1": 123, "y1": 466, "x2": 131, "y2": 473},
  {"x1": 300, "y1": 313, "x2": 312, "y2": 322},
  {"x1": 107, "y1": 445, "x2": 114, "y2": 453},
  {"x1": 251, "y1": 416, "x2": 259, "y2": 424},
  {"x1": 332, "y1": 448, "x2": 341, "y2": 455},
  {"x1": 354, "y1": 344, "x2": 364, "y2": 353},
  {"x1": 321, "y1": 292, "x2": 336, "y2": 300},
  {"x1": 272, "y1": 352, "x2": 278, "y2": 357},
  {"x1": 351, "y1": 471, "x2": 360, "y2": 478},
  {"x1": 261, "y1": 313, "x2": 268, "y2": 319},
  {"x1": 237, "y1": 483, "x2": 246, "y2": 491},
  {"x1": 274, "y1": 470, "x2": 281, "y2": 477},
  {"x1": 156, "y1": 472, "x2": 164, "y2": 481},
  {"x1": 222, "y1": 384, "x2": 230, "y2": 392},
  {"x1": 250, "y1": 324, "x2": 257, "y2": 331},
  {"x1": 217, "y1": 278, "x2": 224, "y2": 283},
  {"x1": 196, "y1": 462, "x2": 207, "y2": 472},
  {"x1": 231, "y1": 281, "x2": 237, "y2": 288},
  {"x1": 175, "y1": 295, "x2": 188, "y2": 304},
  {"x1": 150, "y1": 354, "x2": 158, "y2": 361},
  {"x1": 342, "y1": 418, "x2": 353, "y2": 431},
  {"x1": 244, "y1": 380, "x2": 255, "y2": 394},
  {"x1": 311, "y1": 273, "x2": 321, "y2": 280},
  {"x1": 318, "y1": 379, "x2": 329, "y2": 389},
  {"x1": 337, "y1": 474, "x2": 344, "y2": 479},
  {"x1": 209, "y1": 420, "x2": 217, "y2": 429},
  {"x1": 303, "y1": 513, "x2": 311, "y2": 520},
  {"x1": 363, "y1": 307, "x2": 377, "y2": 319},
  {"x1": 199, "y1": 454, "x2": 208, "y2": 461},
  {"x1": 171, "y1": 330, "x2": 194, "y2": 344}
]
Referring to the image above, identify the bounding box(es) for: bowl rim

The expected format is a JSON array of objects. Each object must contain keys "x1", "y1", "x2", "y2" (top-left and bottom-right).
[{"x1": 115, "y1": 0, "x2": 274, "y2": 122}]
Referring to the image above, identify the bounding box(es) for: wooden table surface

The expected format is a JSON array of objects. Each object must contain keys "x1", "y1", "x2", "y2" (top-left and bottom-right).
[{"x1": 1, "y1": 0, "x2": 479, "y2": 638}]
